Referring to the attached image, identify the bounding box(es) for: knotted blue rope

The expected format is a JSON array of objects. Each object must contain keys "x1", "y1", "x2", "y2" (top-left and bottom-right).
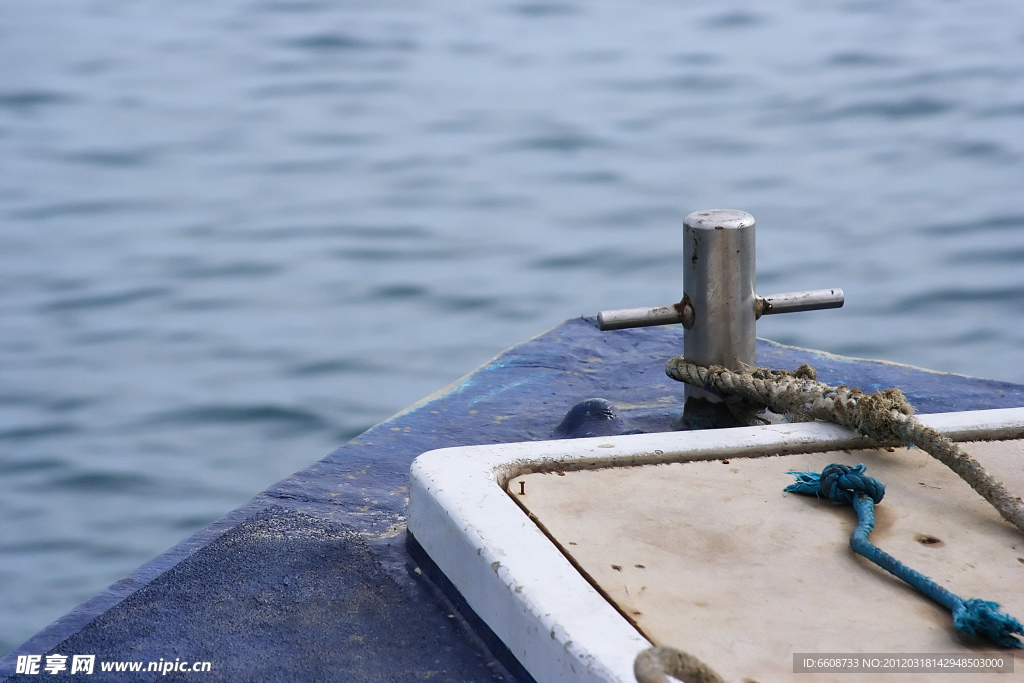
[{"x1": 786, "y1": 463, "x2": 1024, "y2": 649}]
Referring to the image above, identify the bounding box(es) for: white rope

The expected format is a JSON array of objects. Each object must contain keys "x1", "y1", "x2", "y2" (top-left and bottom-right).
[
  {"x1": 634, "y1": 646, "x2": 725, "y2": 683},
  {"x1": 665, "y1": 358, "x2": 1024, "y2": 535}
]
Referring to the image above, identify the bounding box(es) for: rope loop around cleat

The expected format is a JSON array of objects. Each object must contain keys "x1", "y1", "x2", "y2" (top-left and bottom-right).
[{"x1": 665, "y1": 358, "x2": 1024, "y2": 535}]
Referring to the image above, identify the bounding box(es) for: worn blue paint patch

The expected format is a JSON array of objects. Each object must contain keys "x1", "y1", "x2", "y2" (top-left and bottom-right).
[
  {"x1": 25, "y1": 507, "x2": 511, "y2": 682},
  {"x1": 3, "y1": 318, "x2": 1023, "y2": 682}
]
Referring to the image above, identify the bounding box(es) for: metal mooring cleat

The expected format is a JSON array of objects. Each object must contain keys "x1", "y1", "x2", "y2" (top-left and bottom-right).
[{"x1": 597, "y1": 209, "x2": 843, "y2": 402}]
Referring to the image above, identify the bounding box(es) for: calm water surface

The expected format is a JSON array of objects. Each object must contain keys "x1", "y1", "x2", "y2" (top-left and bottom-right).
[{"x1": 1, "y1": 0, "x2": 1022, "y2": 653}]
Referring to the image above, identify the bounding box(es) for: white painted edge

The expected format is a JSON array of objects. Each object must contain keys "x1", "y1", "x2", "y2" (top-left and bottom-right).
[{"x1": 407, "y1": 407, "x2": 1024, "y2": 683}]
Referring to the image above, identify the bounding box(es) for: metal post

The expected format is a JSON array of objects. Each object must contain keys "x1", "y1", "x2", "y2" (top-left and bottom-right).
[
  {"x1": 595, "y1": 208, "x2": 844, "y2": 410},
  {"x1": 682, "y1": 209, "x2": 757, "y2": 372}
]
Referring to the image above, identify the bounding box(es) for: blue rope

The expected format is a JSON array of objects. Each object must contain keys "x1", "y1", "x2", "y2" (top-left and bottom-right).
[{"x1": 785, "y1": 463, "x2": 1024, "y2": 649}]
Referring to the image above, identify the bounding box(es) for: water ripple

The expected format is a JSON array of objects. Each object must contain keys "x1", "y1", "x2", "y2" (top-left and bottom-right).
[
  {"x1": 332, "y1": 246, "x2": 460, "y2": 262},
  {"x1": 510, "y1": 3, "x2": 580, "y2": 17},
  {"x1": 942, "y1": 140, "x2": 1013, "y2": 161},
  {"x1": 505, "y1": 131, "x2": 607, "y2": 154},
  {"x1": 41, "y1": 287, "x2": 170, "y2": 312},
  {"x1": 955, "y1": 247, "x2": 1024, "y2": 265},
  {"x1": 892, "y1": 286, "x2": 1024, "y2": 313},
  {"x1": 813, "y1": 96, "x2": 956, "y2": 121},
  {"x1": 256, "y1": 0, "x2": 328, "y2": 13},
  {"x1": 0, "y1": 424, "x2": 78, "y2": 441},
  {"x1": 146, "y1": 405, "x2": 331, "y2": 435},
  {"x1": 248, "y1": 223, "x2": 430, "y2": 242},
  {"x1": 877, "y1": 66, "x2": 1018, "y2": 88},
  {"x1": 923, "y1": 214, "x2": 1024, "y2": 236},
  {"x1": 252, "y1": 79, "x2": 397, "y2": 98},
  {"x1": 701, "y1": 11, "x2": 766, "y2": 28},
  {"x1": 0, "y1": 90, "x2": 75, "y2": 111},
  {"x1": 529, "y1": 249, "x2": 677, "y2": 273},
  {"x1": 826, "y1": 51, "x2": 901, "y2": 68},
  {"x1": 284, "y1": 33, "x2": 416, "y2": 53},
  {"x1": 0, "y1": 457, "x2": 67, "y2": 475},
  {"x1": 287, "y1": 33, "x2": 367, "y2": 51},
  {"x1": 61, "y1": 148, "x2": 160, "y2": 168},
  {"x1": 11, "y1": 200, "x2": 158, "y2": 221},
  {"x1": 47, "y1": 471, "x2": 156, "y2": 494},
  {"x1": 553, "y1": 171, "x2": 620, "y2": 184},
  {"x1": 609, "y1": 74, "x2": 738, "y2": 93},
  {"x1": 0, "y1": 538, "x2": 93, "y2": 554},
  {"x1": 371, "y1": 284, "x2": 428, "y2": 299},
  {"x1": 287, "y1": 359, "x2": 384, "y2": 377},
  {"x1": 164, "y1": 258, "x2": 282, "y2": 280},
  {"x1": 435, "y1": 294, "x2": 499, "y2": 312},
  {"x1": 976, "y1": 102, "x2": 1024, "y2": 118}
]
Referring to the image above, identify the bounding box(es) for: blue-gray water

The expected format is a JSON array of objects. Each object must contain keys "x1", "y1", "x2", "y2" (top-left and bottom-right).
[{"x1": 1, "y1": 0, "x2": 1022, "y2": 654}]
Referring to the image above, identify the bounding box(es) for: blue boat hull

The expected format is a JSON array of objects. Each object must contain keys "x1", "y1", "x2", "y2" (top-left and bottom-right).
[{"x1": 4, "y1": 318, "x2": 1024, "y2": 681}]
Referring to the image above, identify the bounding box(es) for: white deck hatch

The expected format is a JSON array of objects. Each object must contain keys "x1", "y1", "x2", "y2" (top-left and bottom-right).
[{"x1": 408, "y1": 408, "x2": 1024, "y2": 682}]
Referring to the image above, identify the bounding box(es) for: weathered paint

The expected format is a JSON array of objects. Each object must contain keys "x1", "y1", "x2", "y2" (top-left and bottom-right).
[{"x1": 3, "y1": 318, "x2": 1023, "y2": 682}]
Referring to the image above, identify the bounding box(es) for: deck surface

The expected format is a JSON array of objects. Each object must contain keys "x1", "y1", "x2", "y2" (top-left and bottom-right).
[
  {"x1": 3, "y1": 318, "x2": 1024, "y2": 682},
  {"x1": 512, "y1": 439, "x2": 1024, "y2": 682}
]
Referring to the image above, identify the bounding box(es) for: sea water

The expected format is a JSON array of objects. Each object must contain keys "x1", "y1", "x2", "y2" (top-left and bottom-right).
[{"x1": 1, "y1": 0, "x2": 1022, "y2": 654}]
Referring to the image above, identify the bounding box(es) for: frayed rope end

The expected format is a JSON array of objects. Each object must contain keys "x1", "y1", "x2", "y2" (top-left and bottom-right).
[
  {"x1": 784, "y1": 470, "x2": 821, "y2": 496},
  {"x1": 953, "y1": 599, "x2": 1024, "y2": 649}
]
